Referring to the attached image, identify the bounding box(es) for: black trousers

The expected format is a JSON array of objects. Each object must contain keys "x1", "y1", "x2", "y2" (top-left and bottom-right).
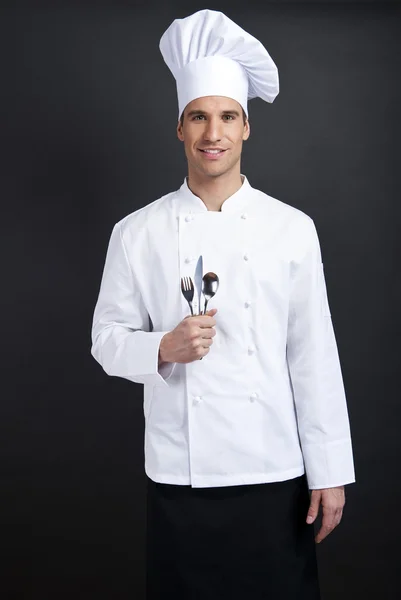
[{"x1": 146, "y1": 474, "x2": 320, "y2": 599}]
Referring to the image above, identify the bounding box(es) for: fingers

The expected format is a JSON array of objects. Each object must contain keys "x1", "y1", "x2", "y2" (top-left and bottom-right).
[
  {"x1": 201, "y1": 328, "x2": 216, "y2": 339},
  {"x1": 199, "y1": 339, "x2": 213, "y2": 357},
  {"x1": 315, "y1": 507, "x2": 343, "y2": 544},
  {"x1": 195, "y1": 345, "x2": 209, "y2": 360},
  {"x1": 198, "y1": 308, "x2": 217, "y2": 327},
  {"x1": 184, "y1": 315, "x2": 216, "y2": 328},
  {"x1": 186, "y1": 308, "x2": 217, "y2": 327},
  {"x1": 306, "y1": 490, "x2": 321, "y2": 525},
  {"x1": 198, "y1": 317, "x2": 217, "y2": 328},
  {"x1": 314, "y1": 487, "x2": 345, "y2": 544}
]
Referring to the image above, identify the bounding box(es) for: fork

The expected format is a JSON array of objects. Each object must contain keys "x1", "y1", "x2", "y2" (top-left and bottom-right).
[{"x1": 181, "y1": 276, "x2": 195, "y2": 315}]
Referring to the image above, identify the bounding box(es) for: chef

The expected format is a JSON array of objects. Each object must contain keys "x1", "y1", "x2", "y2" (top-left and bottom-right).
[{"x1": 91, "y1": 9, "x2": 356, "y2": 600}]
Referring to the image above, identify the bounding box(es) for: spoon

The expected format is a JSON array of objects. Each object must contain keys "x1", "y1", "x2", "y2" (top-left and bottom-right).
[{"x1": 201, "y1": 272, "x2": 219, "y2": 314}]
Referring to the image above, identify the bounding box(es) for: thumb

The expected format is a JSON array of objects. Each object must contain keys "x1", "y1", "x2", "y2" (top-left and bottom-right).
[
  {"x1": 306, "y1": 491, "x2": 321, "y2": 524},
  {"x1": 205, "y1": 308, "x2": 218, "y2": 316}
]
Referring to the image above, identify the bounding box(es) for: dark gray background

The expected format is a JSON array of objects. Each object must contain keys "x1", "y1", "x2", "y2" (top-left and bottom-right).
[{"x1": 3, "y1": 1, "x2": 400, "y2": 598}]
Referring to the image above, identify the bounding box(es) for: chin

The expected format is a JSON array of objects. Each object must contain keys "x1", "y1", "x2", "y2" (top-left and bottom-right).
[
  {"x1": 207, "y1": 170, "x2": 227, "y2": 178},
  {"x1": 204, "y1": 163, "x2": 237, "y2": 178},
  {"x1": 198, "y1": 167, "x2": 226, "y2": 178}
]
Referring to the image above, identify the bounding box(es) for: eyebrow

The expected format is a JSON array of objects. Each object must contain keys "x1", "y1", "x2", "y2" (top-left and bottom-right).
[{"x1": 186, "y1": 109, "x2": 241, "y2": 118}]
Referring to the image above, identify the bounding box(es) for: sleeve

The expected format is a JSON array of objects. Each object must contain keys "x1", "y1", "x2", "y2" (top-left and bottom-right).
[
  {"x1": 286, "y1": 217, "x2": 356, "y2": 489},
  {"x1": 90, "y1": 221, "x2": 177, "y2": 387}
]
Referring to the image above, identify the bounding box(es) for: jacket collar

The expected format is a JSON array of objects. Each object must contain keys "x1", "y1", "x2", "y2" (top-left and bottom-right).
[{"x1": 177, "y1": 175, "x2": 251, "y2": 214}]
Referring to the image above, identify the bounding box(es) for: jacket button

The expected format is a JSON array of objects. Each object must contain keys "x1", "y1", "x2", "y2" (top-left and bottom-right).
[
  {"x1": 193, "y1": 396, "x2": 202, "y2": 405},
  {"x1": 185, "y1": 256, "x2": 194, "y2": 263},
  {"x1": 241, "y1": 213, "x2": 248, "y2": 219},
  {"x1": 243, "y1": 253, "x2": 249, "y2": 261},
  {"x1": 250, "y1": 392, "x2": 258, "y2": 401},
  {"x1": 244, "y1": 300, "x2": 251, "y2": 308},
  {"x1": 248, "y1": 346, "x2": 255, "y2": 355},
  {"x1": 185, "y1": 215, "x2": 192, "y2": 222}
]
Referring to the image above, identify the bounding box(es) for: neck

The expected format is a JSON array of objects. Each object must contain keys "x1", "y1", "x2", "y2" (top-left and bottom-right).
[{"x1": 186, "y1": 166, "x2": 243, "y2": 212}]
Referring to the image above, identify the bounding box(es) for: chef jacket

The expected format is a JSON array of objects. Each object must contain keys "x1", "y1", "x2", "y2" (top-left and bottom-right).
[{"x1": 91, "y1": 176, "x2": 356, "y2": 489}]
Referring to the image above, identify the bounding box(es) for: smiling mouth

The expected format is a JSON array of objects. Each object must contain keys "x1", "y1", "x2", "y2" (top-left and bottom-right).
[{"x1": 198, "y1": 149, "x2": 227, "y2": 159}]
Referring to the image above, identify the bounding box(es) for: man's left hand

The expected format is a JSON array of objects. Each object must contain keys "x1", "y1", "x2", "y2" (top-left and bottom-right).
[{"x1": 306, "y1": 486, "x2": 345, "y2": 544}]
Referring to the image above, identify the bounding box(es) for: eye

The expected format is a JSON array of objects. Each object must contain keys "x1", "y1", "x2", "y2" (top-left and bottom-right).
[
  {"x1": 193, "y1": 115, "x2": 206, "y2": 120},
  {"x1": 223, "y1": 115, "x2": 234, "y2": 121}
]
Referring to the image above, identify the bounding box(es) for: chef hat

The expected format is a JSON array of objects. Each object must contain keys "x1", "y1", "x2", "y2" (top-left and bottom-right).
[{"x1": 159, "y1": 9, "x2": 279, "y2": 119}]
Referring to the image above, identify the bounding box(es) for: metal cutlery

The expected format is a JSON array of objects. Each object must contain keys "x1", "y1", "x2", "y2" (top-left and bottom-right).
[
  {"x1": 193, "y1": 255, "x2": 203, "y2": 316},
  {"x1": 181, "y1": 262, "x2": 220, "y2": 317},
  {"x1": 202, "y1": 272, "x2": 219, "y2": 313},
  {"x1": 180, "y1": 267, "x2": 219, "y2": 362},
  {"x1": 180, "y1": 276, "x2": 195, "y2": 315}
]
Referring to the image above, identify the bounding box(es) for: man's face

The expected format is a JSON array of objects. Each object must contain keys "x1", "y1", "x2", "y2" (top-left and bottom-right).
[{"x1": 177, "y1": 96, "x2": 250, "y2": 179}]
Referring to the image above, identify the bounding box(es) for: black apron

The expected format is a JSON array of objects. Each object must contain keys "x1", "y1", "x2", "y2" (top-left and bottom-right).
[{"x1": 146, "y1": 474, "x2": 320, "y2": 599}]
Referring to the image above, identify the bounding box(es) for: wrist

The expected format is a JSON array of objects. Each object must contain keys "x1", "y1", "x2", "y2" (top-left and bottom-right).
[{"x1": 158, "y1": 333, "x2": 170, "y2": 365}]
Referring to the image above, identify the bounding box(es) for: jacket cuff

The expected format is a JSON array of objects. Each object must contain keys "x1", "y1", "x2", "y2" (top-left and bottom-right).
[
  {"x1": 158, "y1": 359, "x2": 177, "y2": 382},
  {"x1": 127, "y1": 330, "x2": 177, "y2": 387},
  {"x1": 302, "y1": 437, "x2": 356, "y2": 489}
]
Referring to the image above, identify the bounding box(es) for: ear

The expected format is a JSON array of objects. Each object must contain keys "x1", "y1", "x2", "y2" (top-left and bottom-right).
[
  {"x1": 243, "y1": 119, "x2": 250, "y2": 141},
  {"x1": 177, "y1": 120, "x2": 184, "y2": 142}
]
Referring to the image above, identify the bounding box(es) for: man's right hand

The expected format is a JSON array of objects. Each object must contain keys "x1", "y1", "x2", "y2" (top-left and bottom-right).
[{"x1": 159, "y1": 308, "x2": 218, "y2": 364}]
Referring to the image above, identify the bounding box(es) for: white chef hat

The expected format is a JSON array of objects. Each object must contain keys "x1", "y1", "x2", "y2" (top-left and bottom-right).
[{"x1": 159, "y1": 9, "x2": 279, "y2": 119}]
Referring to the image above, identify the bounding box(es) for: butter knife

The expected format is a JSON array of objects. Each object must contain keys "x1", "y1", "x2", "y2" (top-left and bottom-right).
[{"x1": 193, "y1": 255, "x2": 203, "y2": 315}]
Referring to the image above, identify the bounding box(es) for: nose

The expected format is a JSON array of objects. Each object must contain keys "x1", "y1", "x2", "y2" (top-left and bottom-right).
[{"x1": 203, "y1": 117, "x2": 223, "y2": 143}]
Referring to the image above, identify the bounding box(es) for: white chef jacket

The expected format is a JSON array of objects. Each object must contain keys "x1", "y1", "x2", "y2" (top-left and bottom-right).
[{"x1": 91, "y1": 176, "x2": 356, "y2": 489}]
